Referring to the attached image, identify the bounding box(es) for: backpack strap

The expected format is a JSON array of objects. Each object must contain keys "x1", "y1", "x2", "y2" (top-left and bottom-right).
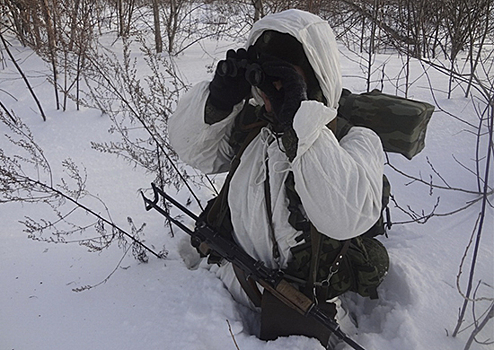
[
  {"x1": 315, "y1": 237, "x2": 351, "y2": 301},
  {"x1": 301, "y1": 221, "x2": 352, "y2": 302},
  {"x1": 306, "y1": 223, "x2": 323, "y2": 297}
]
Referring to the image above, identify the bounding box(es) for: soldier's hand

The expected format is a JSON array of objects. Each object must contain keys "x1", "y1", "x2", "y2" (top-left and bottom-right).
[
  {"x1": 258, "y1": 57, "x2": 307, "y2": 129},
  {"x1": 208, "y1": 49, "x2": 252, "y2": 112}
]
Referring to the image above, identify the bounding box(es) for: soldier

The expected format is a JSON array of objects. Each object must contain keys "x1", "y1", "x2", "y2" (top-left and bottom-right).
[{"x1": 169, "y1": 9, "x2": 384, "y2": 348}]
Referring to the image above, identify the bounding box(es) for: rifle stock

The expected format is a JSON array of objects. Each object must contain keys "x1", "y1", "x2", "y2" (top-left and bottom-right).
[{"x1": 141, "y1": 183, "x2": 366, "y2": 350}]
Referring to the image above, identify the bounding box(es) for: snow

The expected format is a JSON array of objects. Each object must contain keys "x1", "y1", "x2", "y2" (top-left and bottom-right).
[{"x1": 1, "y1": 31, "x2": 493, "y2": 350}]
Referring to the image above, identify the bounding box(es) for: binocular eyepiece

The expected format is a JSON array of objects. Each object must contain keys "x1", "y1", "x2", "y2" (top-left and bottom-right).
[{"x1": 217, "y1": 48, "x2": 265, "y2": 87}]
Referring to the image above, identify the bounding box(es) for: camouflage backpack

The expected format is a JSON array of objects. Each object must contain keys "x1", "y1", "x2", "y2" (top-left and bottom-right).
[{"x1": 338, "y1": 88, "x2": 435, "y2": 160}]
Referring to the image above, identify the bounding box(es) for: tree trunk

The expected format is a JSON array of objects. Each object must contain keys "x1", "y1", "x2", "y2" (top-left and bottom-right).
[
  {"x1": 153, "y1": 0, "x2": 163, "y2": 53},
  {"x1": 252, "y1": 0, "x2": 263, "y2": 21},
  {"x1": 69, "y1": 0, "x2": 81, "y2": 52},
  {"x1": 117, "y1": 0, "x2": 124, "y2": 37},
  {"x1": 40, "y1": 0, "x2": 60, "y2": 109},
  {"x1": 166, "y1": 0, "x2": 179, "y2": 53}
]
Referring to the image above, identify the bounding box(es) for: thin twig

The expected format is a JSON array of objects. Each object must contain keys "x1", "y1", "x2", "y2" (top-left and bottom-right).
[
  {"x1": 0, "y1": 32, "x2": 47, "y2": 122},
  {"x1": 455, "y1": 213, "x2": 493, "y2": 303},
  {"x1": 226, "y1": 320, "x2": 241, "y2": 350},
  {"x1": 386, "y1": 158, "x2": 485, "y2": 195},
  {"x1": 0, "y1": 100, "x2": 17, "y2": 124},
  {"x1": 22, "y1": 175, "x2": 162, "y2": 259},
  {"x1": 463, "y1": 302, "x2": 494, "y2": 350},
  {"x1": 453, "y1": 101, "x2": 494, "y2": 337},
  {"x1": 72, "y1": 240, "x2": 133, "y2": 292}
]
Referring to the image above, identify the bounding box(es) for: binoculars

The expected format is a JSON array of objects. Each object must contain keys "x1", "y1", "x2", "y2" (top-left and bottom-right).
[{"x1": 216, "y1": 48, "x2": 265, "y2": 87}]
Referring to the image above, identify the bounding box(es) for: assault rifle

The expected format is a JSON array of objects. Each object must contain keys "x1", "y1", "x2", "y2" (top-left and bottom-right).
[{"x1": 141, "y1": 183, "x2": 366, "y2": 350}]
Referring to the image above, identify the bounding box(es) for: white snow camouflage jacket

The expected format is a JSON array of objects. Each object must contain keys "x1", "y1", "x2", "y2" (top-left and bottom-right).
[{"x1": 169, "y1": 9, "x2": 384, "y2": 307}]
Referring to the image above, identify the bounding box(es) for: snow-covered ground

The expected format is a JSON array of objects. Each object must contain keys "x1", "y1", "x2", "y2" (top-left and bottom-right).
[{"x1": 1, "y1": 31, "x2": 493, "y2": 350}]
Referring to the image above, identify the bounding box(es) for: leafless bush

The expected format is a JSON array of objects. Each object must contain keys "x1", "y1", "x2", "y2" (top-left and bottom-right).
[
  {"x1": 0, "y1": 108, "x2": 167, "y2": 288},
  {"x1": 78, "y1": 36, "x2": 211, "y2": 209}
]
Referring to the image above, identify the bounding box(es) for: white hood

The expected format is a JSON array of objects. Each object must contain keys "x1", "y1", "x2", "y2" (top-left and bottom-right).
[{"x1": 246, "y1": 9, "x2": 342, "y2": 110}]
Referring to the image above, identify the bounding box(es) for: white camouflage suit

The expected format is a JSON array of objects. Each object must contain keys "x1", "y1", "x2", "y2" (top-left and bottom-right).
[{"x1": 169, "y1": 9, "x2": 384, "y2": 308}]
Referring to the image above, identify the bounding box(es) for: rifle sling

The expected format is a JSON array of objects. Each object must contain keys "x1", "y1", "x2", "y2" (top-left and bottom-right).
[{"x1": 263, "y1": 157, "x2": 282, "y2": 267}]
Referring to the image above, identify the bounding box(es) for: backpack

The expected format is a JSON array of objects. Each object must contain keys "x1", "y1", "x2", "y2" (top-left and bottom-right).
[{"x1": 338, "y1": 88, "x2": 435, "y2": 160}]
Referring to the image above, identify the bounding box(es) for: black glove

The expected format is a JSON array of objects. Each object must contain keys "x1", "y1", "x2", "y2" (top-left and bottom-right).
[
  {"x1": 208, "y1": 49, "x2": 252, "y2": 112},
  {"x1": 258, "y1": 57, "x2": 307, "y2": 130}
]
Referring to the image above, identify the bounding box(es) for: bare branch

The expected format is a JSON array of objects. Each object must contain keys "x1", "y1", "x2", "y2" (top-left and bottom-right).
[{"x1": 0, "y1": 32, "x2": 47, "y2": 121}]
